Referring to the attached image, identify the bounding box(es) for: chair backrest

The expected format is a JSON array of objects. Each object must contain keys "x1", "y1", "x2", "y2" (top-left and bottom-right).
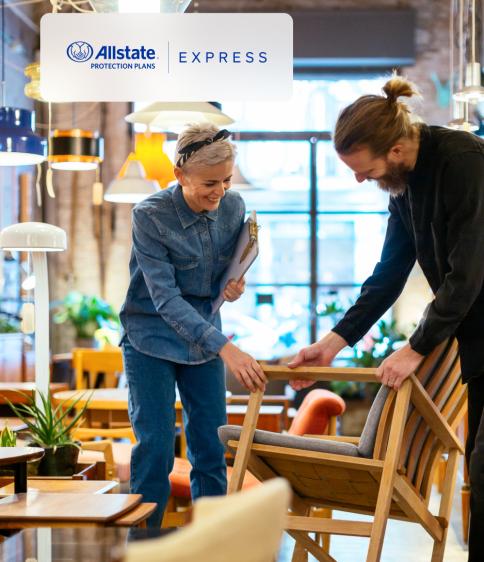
[
  {"x1": 124, "y1": 478, "x2": 291, "y2": 562},
  {"x1": 72, "y1": 348, "x2": 124, "y2": 390},
  {"x1": 288, "y1": 389, "x2": 345, "y2": 436},
  {"x1": 370, "y1": 338, "x2": 466, "y2": 501}
]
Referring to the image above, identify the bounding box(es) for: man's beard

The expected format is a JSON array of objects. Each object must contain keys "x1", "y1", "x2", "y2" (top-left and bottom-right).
[{"x1": 372, "y1": 161, "x2": 409, "y2": 196}]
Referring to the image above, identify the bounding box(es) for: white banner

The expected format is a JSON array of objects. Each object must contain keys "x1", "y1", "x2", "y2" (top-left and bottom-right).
[{"x1": 40, "y1": 13, "x2": 293, "y2": 102}]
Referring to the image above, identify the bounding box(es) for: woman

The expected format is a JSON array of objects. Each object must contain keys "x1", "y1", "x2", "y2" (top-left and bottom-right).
[{"x1": 120, "y1": 123, "x2": 266, "y2": 527}]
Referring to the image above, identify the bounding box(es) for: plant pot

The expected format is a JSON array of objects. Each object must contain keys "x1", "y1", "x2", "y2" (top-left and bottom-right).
[
  {"x1": 75, "y1": 337, "x2": 96, "y2": 348},
  {"x1": 38, "y1": 444, "x2": 80, "y2": 476}
]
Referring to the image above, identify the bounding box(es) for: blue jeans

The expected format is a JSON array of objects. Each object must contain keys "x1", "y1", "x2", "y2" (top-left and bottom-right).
[{"x1": 122, "y1": 339, "x2": 228, "y2": 527}]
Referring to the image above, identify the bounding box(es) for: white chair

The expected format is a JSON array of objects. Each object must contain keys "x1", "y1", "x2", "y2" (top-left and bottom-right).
[{"x1": 125, "y1": 478, "x2": 291, "y2": 562}]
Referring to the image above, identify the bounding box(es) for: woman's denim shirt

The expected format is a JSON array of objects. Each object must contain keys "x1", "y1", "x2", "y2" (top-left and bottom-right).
[{"x1": 120, "y1": 183, "x2": 245, "y2": 364}]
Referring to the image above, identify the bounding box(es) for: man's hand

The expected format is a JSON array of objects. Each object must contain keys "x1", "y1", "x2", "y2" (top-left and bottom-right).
[
  {"x1": 223, "y1": 277, "x2": 245, "y2": 302},
  {"x1": 376, "y1": 343, "x2": 424, "y2": 390},
  {"x1": 287, "y1": 332, "x2": 348, "y2": 391}
]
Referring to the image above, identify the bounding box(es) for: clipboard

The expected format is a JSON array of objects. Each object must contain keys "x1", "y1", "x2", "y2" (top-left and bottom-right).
[{"x1": 211, "y1": 210, "x2": 259, "y2": 314}]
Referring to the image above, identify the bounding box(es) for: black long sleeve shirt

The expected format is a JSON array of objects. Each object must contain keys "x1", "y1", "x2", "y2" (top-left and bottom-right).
[{"x1": 333, "y1": 125, "x2": 484, "y2": 383}]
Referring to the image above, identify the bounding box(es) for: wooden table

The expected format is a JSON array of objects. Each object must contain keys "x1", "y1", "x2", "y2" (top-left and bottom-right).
[
  {"x1": 0, "y1": 447, "x2": 44, "y2": 493},
  {"x1": 53, "y1": 389, "x2": 284, "y2": 432},
  {"x1": 0, "y1": 527, "x2": 171, "y2": 562},
  {"x1": 0, "y1": 417, "x2": 27, "y2": 432},
  {"x1": 0, "y1": 478, "x2": 118, "y2": 495},
  {"x1": 0, "y1": 491, "x2": 142, "y2": 528},
  {"x1": 0, "y1": 382, "x2": 69, "y2": 404}
]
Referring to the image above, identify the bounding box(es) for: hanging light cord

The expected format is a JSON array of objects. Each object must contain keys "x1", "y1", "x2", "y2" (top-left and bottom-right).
[
  {"x1": 1, "y1": 0, "x2": 5, "y2": 107},
  {"x1": 471, "y1": 0, "x2": 476, "y2": 64}
]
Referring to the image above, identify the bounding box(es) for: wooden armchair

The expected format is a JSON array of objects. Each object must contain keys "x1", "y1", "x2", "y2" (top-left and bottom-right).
[
  {"x1": 221, "y1": 339, "x2": 466, "y2": 562},
  {"x1": 72, "y1": 347, "x2": 124, "y2": 390}
]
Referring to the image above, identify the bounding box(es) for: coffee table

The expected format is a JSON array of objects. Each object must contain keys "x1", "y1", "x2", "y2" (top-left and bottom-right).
[{"x1": 0, "y1": 447, "x2": 44, "y2": 493}]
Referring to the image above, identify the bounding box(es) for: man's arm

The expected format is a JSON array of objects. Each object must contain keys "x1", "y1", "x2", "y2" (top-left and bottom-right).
[
  {"x1": 289, "y1": 198, "x2": 417, "y2": 383},
  {"x1": 332, "y1": 196, "x2": 417, "y2": 346}
]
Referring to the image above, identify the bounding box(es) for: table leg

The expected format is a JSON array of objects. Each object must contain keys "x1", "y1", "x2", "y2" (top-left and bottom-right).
[{"x1": 13, "y1": 462, "x2": 27, "y2": 494}]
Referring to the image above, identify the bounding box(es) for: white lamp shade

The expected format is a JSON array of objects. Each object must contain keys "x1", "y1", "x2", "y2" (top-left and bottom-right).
[
  {"x1": 125, "y1": 102, "x2": 234, "y2": 132},
  {"x1": 0, "y1": 222, "x2": 67, "y2": 252},
  {"x1": 104, "y1": 160, "x2": 159, "y2": 203}
]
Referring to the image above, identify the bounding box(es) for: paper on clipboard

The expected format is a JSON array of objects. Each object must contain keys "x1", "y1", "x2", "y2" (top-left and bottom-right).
[{"x1": 211, "y1": 210, "x2": 259, "y2": 314}]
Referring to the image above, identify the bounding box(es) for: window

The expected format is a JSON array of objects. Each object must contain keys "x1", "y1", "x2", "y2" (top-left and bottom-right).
[{"x1": 221, "y1": 77, "x2": 389, "y2": 360}]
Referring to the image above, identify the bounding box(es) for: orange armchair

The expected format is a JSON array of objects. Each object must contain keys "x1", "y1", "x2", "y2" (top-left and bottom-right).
[{"x1": 288, "y1": 388, "x2": 346, "y2": 437}]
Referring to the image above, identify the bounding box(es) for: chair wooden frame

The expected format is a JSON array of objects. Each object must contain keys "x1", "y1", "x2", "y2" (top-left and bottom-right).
[
  {"x1": 227, "y1": 340, "x2": 467, "y2": 562},
  {"x1": 72, "y1": 348, "x2": 124, "y2": 390}
]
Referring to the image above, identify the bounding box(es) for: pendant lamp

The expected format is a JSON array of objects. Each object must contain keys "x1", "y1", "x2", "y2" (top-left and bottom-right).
[
  {"x1": 118, "y1": 133, "x2": 175, "y2": 188},
  {"x1": 0, "y1": 0, "x2": 46, "y2": 166},
  {"x1": 125, "y1": 102, "x2": 234, "y2": 132},
  {"x1": 104, "y1": 160, "x2": 158, "y2": 203},
  {"x1": 453, "y1": 0, "x2": 484, "y2": 103},
  {"x1": 0, "y1": 108, "x2": 46, "y2": 166},
  {"x1": 49, "y1": 129, "x2": 104, "y2": 171}
]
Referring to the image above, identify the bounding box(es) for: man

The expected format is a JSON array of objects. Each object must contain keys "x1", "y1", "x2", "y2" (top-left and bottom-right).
[{"x1": 289, "y1": 75, "x2": 484, "y2": 560}]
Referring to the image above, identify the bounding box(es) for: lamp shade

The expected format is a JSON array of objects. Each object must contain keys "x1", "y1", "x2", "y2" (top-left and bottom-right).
[
  {"x1": 125, "y1": 102, "x2": 234, "y2": 132},
  {"x1": 104, "y1": 160, "x2": 159, "y2": 203},
  {"x1": 0, "y1": 107, "x2": 47, "y2": 166},
  {"x1": 0, "y1": 222, "x2": 67, "y2": 252},
  {"x1": 118, "y1": 133, "x2": 176, "y2": 188},
  {"x1": 49, "y1": 129, "x2": 104, "y2": 171}
]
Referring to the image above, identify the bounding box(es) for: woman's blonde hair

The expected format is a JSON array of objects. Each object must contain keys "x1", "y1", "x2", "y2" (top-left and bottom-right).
[
  {"x1": 334, "y1": 75, "x2": 421, "y2": 156},
  {"x1": 175, "y1": 122, "x2": 236, "y2": 172}
]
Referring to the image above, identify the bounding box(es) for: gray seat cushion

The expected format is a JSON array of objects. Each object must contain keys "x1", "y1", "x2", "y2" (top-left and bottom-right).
[
  {"x1": 219, "y1": 384, "x2": 390, "y2": 460},
  {"x1": 218, "y1": 425, "x2": 359, "y2": 457}
]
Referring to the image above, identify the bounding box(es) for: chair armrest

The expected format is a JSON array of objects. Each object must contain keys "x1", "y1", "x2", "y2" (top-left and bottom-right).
[
  {"x1": 303, "y1": 435, "x2": 360, "y2": 445},
  {"x1": 262, "y1": 365, "x2": 379, "y2": 383},
  {"x1": 80, "y1": 440, "x2": 116, "y2": 479}
]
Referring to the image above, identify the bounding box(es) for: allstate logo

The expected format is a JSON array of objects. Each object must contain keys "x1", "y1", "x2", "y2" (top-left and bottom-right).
[{"x1": 66, "y1": 41, "x2": 94, "y2": 63}]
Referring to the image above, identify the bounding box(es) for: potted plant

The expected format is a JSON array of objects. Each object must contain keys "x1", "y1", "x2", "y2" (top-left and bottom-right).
[
  {"x1": 0, "y1": 423, "x2": 16, "y2": 447},
  {"x1": 52, "y1": 291, "x2": 120, "y2": 347},
  {"x1": 6, "y1": 390, "x2": 91, "y2": 476}
]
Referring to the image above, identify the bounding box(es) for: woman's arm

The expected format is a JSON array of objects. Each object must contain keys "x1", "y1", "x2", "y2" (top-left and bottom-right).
[{"x1": 132, "y1": 206, "x2": 265, "y2": 390}]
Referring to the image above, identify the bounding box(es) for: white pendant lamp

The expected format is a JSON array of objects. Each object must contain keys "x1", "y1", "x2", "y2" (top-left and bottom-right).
[
  {"x1": 125, "y1": 102, "x2": 234, "y2": 133},
  {"x1": 453, "y1": 0, "x2": 484, "y2": 103},
  {"x1": 104, "y1": 160, "x2": 158, "y2": 203}
]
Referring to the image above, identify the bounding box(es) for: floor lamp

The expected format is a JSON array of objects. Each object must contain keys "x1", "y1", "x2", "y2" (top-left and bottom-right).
[{"x1": 0, "y1": 222, "x2": 67, "y2": 407}]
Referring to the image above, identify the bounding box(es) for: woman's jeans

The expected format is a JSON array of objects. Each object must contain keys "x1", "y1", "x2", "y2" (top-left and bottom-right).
[{"x1": 122, "y1": 339, "x2": 227, "y2": 528}]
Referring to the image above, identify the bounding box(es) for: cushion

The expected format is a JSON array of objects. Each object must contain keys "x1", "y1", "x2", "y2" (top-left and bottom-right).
[{"x1": 218, "y1": 425, "x2": 359, "y2": 457}]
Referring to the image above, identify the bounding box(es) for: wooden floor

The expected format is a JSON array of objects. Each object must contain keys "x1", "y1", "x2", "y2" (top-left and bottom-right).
[{"x1": 278, "y1": 473, "x2": 468, "y2": 562}]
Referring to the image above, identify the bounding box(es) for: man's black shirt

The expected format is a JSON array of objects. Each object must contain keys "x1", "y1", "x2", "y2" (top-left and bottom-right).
[{"x1": 333, "y1": 125, "x2": 484, "y2": 382}]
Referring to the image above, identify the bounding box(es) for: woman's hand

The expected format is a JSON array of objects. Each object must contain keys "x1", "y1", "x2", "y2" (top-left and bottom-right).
[
  {"x1": 223, "y1": 277, "x2": 245, "y2": 302},
  {"x1": 219, "y1": 341, "x2": 267, "y2": 392}
]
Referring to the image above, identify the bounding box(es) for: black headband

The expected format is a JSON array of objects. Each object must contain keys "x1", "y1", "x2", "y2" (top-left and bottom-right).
[{"x1": 176, "y1": 129, "x2": 232, "y2": 168}]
